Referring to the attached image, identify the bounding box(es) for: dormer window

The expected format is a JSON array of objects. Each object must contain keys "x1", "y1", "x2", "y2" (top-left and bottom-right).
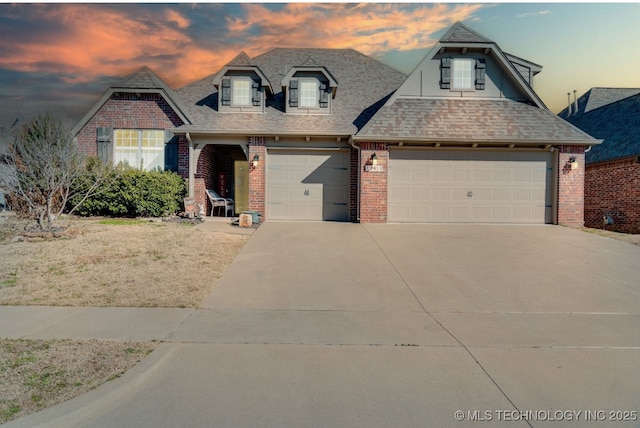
[
  {"x1": 452, "y1": 58, "x2": 474, "y2": 90},
  {"x1": 282, "y1": 65, "x2": 337, "y2": 114},
  {"x1": 232, "y1": 78, "x2": 251, "y2": 106},
  {"x1": 288, "y1": 77, "x2": 329, "y2": 110},
  {"x1": 213, "y1": 58, "x2": 273, "y2": 112},
  {"x1": 300, "y1": 79, "x2": 319, "y2": 108},
  {"x1": 440, "y1": 57, "x2": 486, "y2": 91}
]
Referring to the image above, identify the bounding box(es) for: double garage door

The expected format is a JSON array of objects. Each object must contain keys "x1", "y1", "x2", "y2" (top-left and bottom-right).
[
  {"x1": 388, "y1": 150, "x2": 554, "y2": 223},
  {"x1": 266, "y1": 149, "x2": 349, "y2": 221}
]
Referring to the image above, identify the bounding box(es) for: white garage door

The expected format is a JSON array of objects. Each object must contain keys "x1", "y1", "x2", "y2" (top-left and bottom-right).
[
  {"x1": 388, "y1": 150, "x2": 553, "y2": 223},
  {"x1": 267, "y1": 149, "x2": 349, "y2": 221}
]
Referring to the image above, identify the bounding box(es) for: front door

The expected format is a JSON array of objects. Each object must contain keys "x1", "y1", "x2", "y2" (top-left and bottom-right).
[{"x1": 234, "y1": 159, "x2": 249, "y2": 214}]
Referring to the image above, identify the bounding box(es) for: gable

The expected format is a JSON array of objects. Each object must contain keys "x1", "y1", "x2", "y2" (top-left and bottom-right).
[
  {"x1": 72, "y1": 66, "x2": 191, "y2": 137},
  {"x1": 387, "y1": 22, "x2": 544, "y2": 108}
]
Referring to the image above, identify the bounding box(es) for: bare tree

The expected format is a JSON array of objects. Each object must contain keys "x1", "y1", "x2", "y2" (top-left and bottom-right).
[{"x1": 0, "y1": 114, "x2": 110, "y2": 230}]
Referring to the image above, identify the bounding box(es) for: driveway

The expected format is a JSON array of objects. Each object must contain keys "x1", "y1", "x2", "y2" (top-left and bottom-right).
[{"x1": 6, "y1": 223, "x2": 640, "y2": 427}]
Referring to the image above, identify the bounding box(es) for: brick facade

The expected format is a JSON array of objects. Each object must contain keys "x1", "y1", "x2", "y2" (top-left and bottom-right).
[
  {"x1": 585, "y1": 157, "x2": 640, "y2": 233},
  {"x1": 349, "y1": 147, "x2": 359, "y2": 222},
  {"x1": 248, "y1": 137, "x2": 266, "y2": 219},
  {"x1": 76, "y1": 93, "x2": 184, "y2": 157},
  {"x1": 359, "y1": 142, "x2": 388, "y2": 223},
  {"x1": 557, "y1": 145, "x2": 585, "y2": 228}
]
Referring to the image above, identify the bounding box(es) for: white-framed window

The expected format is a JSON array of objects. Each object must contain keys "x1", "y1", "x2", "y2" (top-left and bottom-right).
[
  {"x1": 452, "y1": 58, "x2": 474, "y2": 90},
  {"x1": 300, "y1": 80, "x2": 318, "y2": 108},
  {"x1": 114, "y1": 129, "x2": 164, "y2": 171},
  {"x1": 232, "y1": 79, "x2": 251, "y2": 106}
]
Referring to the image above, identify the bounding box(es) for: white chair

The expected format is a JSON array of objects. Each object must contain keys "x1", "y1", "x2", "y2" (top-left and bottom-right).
[{"x1": 206, "y1": 189, "x2": 234, "y2": 217}]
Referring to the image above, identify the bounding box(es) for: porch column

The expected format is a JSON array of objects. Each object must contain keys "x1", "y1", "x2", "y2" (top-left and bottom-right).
[
  {"x1": 188, "y1": 142, "x2": 204, "y2": 198},
  {"x1": 248, "y1": 136, "x2": 266, "y2": 219}
]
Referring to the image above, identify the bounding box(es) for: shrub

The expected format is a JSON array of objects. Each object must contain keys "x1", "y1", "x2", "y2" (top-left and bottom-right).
[{"x1": 69, "y1": 167, "x2": 187, "y2": 218}]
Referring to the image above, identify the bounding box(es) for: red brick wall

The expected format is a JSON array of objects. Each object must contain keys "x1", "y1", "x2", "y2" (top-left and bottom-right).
[
  {"x1": 248, "y1": 137, "x2": 266, "y2": 219},
  {"x1": 585, "y1": 157, "x2": 640, "y2": 233},
  {"x1": 557, "y1": 145, "x2": 585, "y2": 228},
  {"x1": 359, "y1": 142, "x2": 388, "y2": 223},
  {"x1": 76, "y1": 93, "x2": 184, "y2": 157}
]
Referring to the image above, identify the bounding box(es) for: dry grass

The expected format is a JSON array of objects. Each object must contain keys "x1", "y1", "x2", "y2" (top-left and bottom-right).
[
  {"x1": 582, "y1": 227, "x2": 640, "y2": 246},
  {"x1": 0, "y1": 338, "x2": 156, "y2": 424},
  {"x1": 0, "y1": 216, "x2": 249, "y2": 308},
  {"x1": 0, "y1": 214, "x2": 249, "y2": 423}
]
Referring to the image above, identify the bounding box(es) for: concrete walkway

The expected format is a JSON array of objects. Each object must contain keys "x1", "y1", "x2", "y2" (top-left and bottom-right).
[{"x1": 3, "y1": 223, "x2": 640, "y2": 427}]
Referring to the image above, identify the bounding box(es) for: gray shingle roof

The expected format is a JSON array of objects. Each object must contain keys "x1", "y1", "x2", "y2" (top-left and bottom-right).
[
  {"x1": 175, "y1": 48, "x2": 406, "y2": 135},
  {"x1": 440, "y1": 21, "x2": 494, "y2": 44},
  {"x1": 114, "y1": 66, "x2": 171, "y2": 90},
  {"x1": 559, "y1": 87, "x2": 640, "y2": 118},
  {"x1": 563, "y1": 92, "x2": 640, "y2": 163},
  {"x1": 355, "y1": 98, "x2": 598, "y2": 143}
]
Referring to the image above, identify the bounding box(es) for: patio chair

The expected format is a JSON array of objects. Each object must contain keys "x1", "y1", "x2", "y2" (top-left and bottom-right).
[{"x1": 206, "y1": 189, "x2": 234, "y2": 217}]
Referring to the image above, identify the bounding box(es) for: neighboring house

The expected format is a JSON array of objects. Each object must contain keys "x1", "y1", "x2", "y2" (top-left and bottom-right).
[
  {"x1": 560, "y1": 88, "x2": 640, "y2": 232},
  {"x1": 73, "y1": 22, "x2": 599, "y2": 225}
]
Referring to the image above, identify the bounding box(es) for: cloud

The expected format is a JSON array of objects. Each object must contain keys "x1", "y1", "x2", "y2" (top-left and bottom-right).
[
  {"x1": 517, "y1": 10, "x2": 552, "y2": 18},
  {"x1": 226, "y1": 3, "x2": 484, "y2": 56},
  {"x1": 0, "y1": 2, "x2": 484, "y2": 123}
]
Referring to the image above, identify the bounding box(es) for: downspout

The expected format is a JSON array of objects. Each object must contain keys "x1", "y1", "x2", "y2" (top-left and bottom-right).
[{"x1": 349, "y1": 137, "x2": 361, "y2": 222}]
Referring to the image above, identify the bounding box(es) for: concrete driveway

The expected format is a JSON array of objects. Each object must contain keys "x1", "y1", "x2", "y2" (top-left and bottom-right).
[{"x1": 6, "y1": 223, "x2": 640, "y2": 427}]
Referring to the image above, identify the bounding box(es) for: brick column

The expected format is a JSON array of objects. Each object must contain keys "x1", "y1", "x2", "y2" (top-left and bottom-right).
[
  {"x1": 359, "y1": 142, "x2": 388, "y2": 223},
  {"x1": 248, "y1": 137, "x2": 266, "y2": 219},
  {"x1": 557, "y1": 145, "x2": 585, "y2": 228}
]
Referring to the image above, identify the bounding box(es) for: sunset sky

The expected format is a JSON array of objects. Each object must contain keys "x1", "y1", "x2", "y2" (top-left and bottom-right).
[{"x1": 1, "y1": 2, "x2": 639, "y2": 127}]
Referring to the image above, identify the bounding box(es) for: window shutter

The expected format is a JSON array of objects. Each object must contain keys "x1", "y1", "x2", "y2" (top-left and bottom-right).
[
  {"x1": 475, "y1": 58, "x2": 486, "y2": 90},
  {"x1": 164, "y1": 130, "x2": 179, "y2": 172},
  {"x1": 96, "y1": 127, "x2": 112, "y2": 164},
  {"x1": 440, "y1": 57, "x2": 451, "y2": 89},
  {"x1": 221, "y1": 78, "x2": 231, "y2": 106},
  {"x1": 252, "y1": 81, "x2": 260, "y2": 106},
  {"x1": 289, "y1": 79, "x2": 298, "y2": 107},
  {"x1": 319, "y1": 83, "x2": 329, "y2": 108}
]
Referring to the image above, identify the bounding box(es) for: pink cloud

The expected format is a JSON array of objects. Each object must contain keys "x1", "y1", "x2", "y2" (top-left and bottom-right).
[{"x1": 0, "y1": 3, "x2": 482, "y2": 90}]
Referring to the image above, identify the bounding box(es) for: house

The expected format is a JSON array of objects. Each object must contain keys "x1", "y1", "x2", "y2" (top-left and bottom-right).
[
  {"x1": 560, "y1": 88, "x2": 640, "y2": 233},
  {"x1": 73, "y1": 22, "x2": 599, "y2": 226}
]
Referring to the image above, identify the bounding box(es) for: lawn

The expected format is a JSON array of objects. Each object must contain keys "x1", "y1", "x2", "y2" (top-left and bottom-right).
[{"x1": 0, "y1": 214, "x2": 249, "y2": 423}]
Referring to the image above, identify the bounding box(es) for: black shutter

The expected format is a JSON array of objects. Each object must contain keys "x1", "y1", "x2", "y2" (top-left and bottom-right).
[
  {"x1": 475, "y1": 58, "x2": 486, "y2": 90},
  {"x1": 252, "y1": 81, "x2": 260, "y2": 106},
  {"x1": 221, "y1": 78, "x2": 231, "y2": 106},
  {"x1": 96, "y1": 127, "x2": 112, "y2": 163},
  {"x1": 319, "y1": 83, "x2": 328, "y2": 108},
  {"x1": 289, "y1": 79, "x2": 298, "y2": 107},
  {"x1": 440, "y1": 57, "x2": 451, "y2": 89},
  {"x1": 164, "y1": 130, "x2": 178, "y2": 172}
]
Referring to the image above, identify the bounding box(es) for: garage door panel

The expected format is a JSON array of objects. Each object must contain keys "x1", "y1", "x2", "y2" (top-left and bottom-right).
[
  {"x1": 388, "y1": 150, "x2": 553, "y2": 224},
  {"x1": 267, "y1": 150, "x2": 349, "y2": 221}
]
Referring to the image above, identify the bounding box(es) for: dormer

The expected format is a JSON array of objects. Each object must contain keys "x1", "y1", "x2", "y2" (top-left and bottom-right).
[
  {"x1": 212, "y1": 52, "x2": 273, "y2": 112},
  {"x1": 281, "y1": 59, "x2": 338, "y2": 114},
  {"x1": 389, "y1": 22, "x2": 545, "y2": 108}
]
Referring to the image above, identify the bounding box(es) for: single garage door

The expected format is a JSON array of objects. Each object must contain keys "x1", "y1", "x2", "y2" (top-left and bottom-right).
[
  {"x1": 388, "y1": 150, "x2": 553, "y2": 223},
  {"x1": 267, "y1": 149, "x2": 349, "y2": 221}
]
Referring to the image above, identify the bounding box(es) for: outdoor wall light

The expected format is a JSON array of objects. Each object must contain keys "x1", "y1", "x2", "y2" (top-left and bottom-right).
[
  {"x1": 252, "y1": 154, "x2": 260, "y2": 168},
  {"x1": 371, "y1": 153, "x2": 378, "y2": 166},
  {"x1": 568, "y1": 156, "x2": 578, "y2": 170}
]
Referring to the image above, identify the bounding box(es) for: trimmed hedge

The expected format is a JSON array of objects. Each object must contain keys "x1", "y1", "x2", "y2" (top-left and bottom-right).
[{"x1": 69, "y1": 167, "x2": 187, "y2": 217}]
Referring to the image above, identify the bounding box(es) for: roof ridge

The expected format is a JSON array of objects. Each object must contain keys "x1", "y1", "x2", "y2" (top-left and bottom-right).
[{"x1": 440, "y1": 21, "x2": 494, "y2": 44}]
